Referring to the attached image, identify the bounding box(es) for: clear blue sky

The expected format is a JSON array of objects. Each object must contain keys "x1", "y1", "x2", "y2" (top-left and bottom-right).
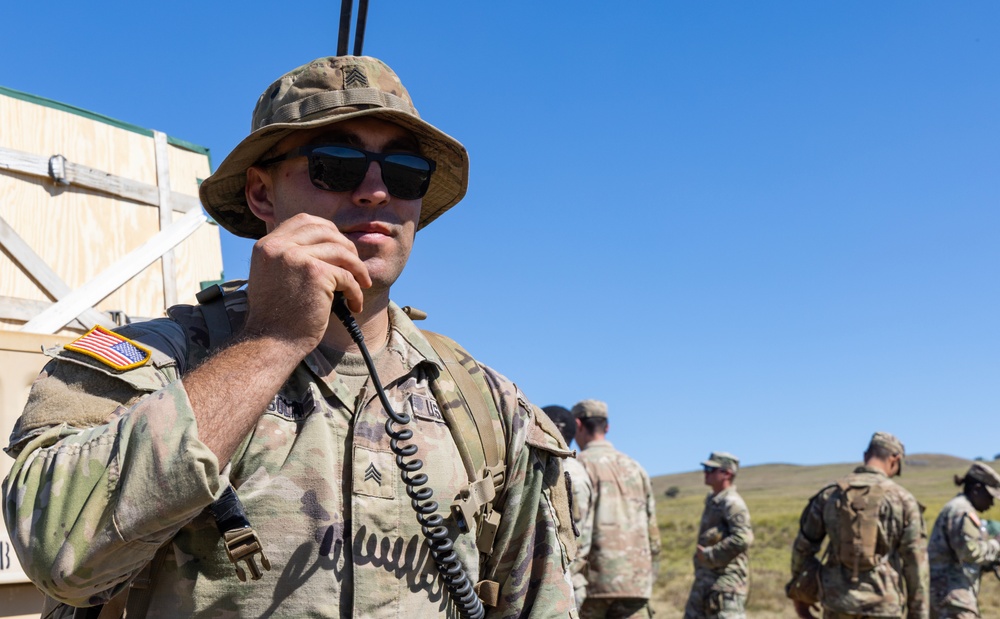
[{"x1": 3, "y1": 2, "x2": 997, "y2": 476}]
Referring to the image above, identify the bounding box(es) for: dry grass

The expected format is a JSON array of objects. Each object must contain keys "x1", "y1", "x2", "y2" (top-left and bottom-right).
[{"x1": 647, "y1": 455, "x2": 1000, "y2": 618}]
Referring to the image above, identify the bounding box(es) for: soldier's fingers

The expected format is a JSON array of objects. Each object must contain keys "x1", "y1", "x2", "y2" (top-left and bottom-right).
[
  {"x1": 296, "y1": 241, "x2": 372, "y2": 291},
  {"x1": 270, "y1": 214, "x2": 359, "y2": 255},
  {"x1": 325, "y1": 266, "x2": 366, "y2": 314}
]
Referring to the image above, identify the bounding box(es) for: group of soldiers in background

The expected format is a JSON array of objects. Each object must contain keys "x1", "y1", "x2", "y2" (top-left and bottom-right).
[
  {"x1": 789, "y1": 431, "x2": 1000, "y2": 619},
  {"x1": 541, "y1": 410, "x2": 1000, "y2": 619}
]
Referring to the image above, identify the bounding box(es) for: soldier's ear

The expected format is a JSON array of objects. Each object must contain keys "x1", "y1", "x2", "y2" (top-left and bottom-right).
[{"x1": 246, "y1": 166, "x2": 277, "y2": 225}]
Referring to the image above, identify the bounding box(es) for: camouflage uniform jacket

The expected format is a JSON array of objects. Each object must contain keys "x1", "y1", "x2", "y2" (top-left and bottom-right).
[
  {"x1": 2, "y1": 299, "x2": 578, "y2": 618},
  {"x1": 563, "y1": 454, "x2": 593, "y2": 602},
  {"x1": 928, "y1": 494, "x2": 1000, "y2": 617},
  {"x1": 790, "y1": 466, "x2": 929, "y2": 619},
  {"x1": 692, "y1": 486, "x2": 753, "y2": 595},
  {"x1": 577, "y1": 439, "x2": 660, "y2": 599}
]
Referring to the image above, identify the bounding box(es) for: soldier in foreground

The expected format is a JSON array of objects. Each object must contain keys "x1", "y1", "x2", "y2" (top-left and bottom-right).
[
  {"x1": 543, "y1": 405, "x2": 595, "y2": 609},
  {"x1": 574, "y1": 399, "x2": 660, "y2": 618},
  {"x1": 928, "y1": 462, "x2": 1000, "y2": 618},
  {"x1": 788, "y1": 432, "x2": 929, "y2": 619},
  {"x1": 683, "y1": 452, "x2": 753, "y2": 619},
  {"x1": 2, "y1": 56, "x2": 577, "y2": 618}
]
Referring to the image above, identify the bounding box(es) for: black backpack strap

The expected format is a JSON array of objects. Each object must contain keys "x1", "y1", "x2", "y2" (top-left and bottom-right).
[
  {"x1": 208, "y1": 486, "x2": 272, "y2": 582},
  {"x1": 194, "y1": 279, "x2": 247, "y2": 347}
]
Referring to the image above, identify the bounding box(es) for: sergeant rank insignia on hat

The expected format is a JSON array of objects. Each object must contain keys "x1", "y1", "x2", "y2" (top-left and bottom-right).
[{"x1": 65, "y1": 325, "x2": 151, "y2": 371}]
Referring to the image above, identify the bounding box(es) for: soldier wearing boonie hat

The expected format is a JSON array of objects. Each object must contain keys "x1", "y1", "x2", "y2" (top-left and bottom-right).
[
  {"x1": 573, "y1": 400, "x2": 660, "y2": 618},
  {"x1": 684, "y1": 451, "x2": 753, "y2": 618},
  {"x1": 4, "y1": 55, "x2": 577, "y2": 618},
  {"x1": 199, "y1": 56, "x2": 469, "y2": 240},
  {"x1": 788, "y1": 432, "x2": 928, "y2": 619},
  {"x1": 928, "y1": 460, "x2": 1000, "y2": 618}
]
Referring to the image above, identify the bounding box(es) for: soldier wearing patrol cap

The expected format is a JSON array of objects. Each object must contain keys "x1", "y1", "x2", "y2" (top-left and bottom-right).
[
  {"x1": 573, "y1": 399, "x2": 661, "y2": 618},
  {"x1": 2, "y1": 55, "x2": 577, "y2": 618},
  {"x1": 683, "y1": 452, "x2": 754, "y2": 619},
  {"x1": 928, "y1": 461, "x2": 1000, "y2": 618},
  {"x1": 789, "y1": 432, "x2": 929, "y2": 619}
]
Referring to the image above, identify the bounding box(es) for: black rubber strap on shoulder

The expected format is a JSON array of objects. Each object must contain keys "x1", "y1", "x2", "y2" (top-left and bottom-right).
[
  {"x1": 208, "y1": 486, "x2": 252, "y2": 533},
  {"x1": 195, "y1": 280, "x2": 246, "y2": 349}
]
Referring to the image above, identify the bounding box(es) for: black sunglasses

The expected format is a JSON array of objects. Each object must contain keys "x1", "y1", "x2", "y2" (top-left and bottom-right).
[
  {"x1": 258, "y1": 145, "x2": 436, "y2": 200},
  {"x1": 703, "y1": 466, "x2": 719, "y2": 473}
]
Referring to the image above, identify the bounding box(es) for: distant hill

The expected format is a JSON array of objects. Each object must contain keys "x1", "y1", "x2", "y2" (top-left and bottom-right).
[{"x1": 646, "y1": 454, "x2": 999, "y2": 619}]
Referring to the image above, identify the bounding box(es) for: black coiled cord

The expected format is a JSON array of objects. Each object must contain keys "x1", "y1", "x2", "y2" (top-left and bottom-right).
[{"x1": 332, "y1": 294, "x2": 485, "y2": 619}]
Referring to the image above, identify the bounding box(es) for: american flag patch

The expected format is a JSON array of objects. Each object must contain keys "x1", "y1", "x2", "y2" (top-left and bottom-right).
[{"x1": 65, "y1": 325, "x2": 151, "y2": 371}]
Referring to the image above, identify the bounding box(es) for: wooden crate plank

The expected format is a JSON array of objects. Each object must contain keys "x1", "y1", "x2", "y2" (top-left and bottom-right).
[
  {"x1": 0, "y1": 296, "x2": 89, "y2": 331},
  {"x1": 20, "y1": 208, "x2": 207, "y2": 334},
  {"x1": 154, "y1": 131, "x2": 177, "y2": 307},
  {"x1": 0, "y1": 145, "x2": 200, "y2": 212},
  {"x1": 0, "y1": 215, "x2": 114, "y2": 328}
]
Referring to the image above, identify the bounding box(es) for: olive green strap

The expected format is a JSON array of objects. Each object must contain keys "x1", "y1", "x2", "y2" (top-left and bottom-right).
[
  {"x1": 94, "y1": 592, "x2": 126, "y2": 619},
  {"x1": 423, "y1": 330, "x2": 507, "y2": 558},
  {"x1": 423, "y1": 331, "x2": 504, "y2": 479},
  {"x1": 121, "y1": 543, "x2": 171, "y2": 618}
]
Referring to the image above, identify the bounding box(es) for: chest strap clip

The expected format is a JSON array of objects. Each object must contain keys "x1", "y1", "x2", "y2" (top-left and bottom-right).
[
  {"x1": 209, "y1": 485, "x2": 272, "y2": 582},
  {"x1": 222, "y1": 527, "x2": 272, "y2": 582}
]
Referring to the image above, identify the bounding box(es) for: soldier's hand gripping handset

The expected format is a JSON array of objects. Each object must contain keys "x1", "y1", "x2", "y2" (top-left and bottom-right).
[{"x1": 183, "y1": 212, "x2": 371, "y2": 465}]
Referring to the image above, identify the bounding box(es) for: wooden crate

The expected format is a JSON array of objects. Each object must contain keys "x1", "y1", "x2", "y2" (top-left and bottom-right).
[
  {"x1": 0, "y1": 85, "x2": 224, "y2": 616},
  {"x1": 0, "y1": 85, "x2": 223, "y2": 335}
]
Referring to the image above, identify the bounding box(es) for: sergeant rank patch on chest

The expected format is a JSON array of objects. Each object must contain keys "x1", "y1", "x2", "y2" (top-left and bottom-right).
[{"x1": 65, "y1": 325, "x2": 151, "y2": 371}]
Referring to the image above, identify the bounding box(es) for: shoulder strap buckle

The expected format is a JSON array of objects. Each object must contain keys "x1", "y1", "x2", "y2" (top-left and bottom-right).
[
  {"x1": 222, "y1": 527, "x2": 272, "y2": 582},
  {"x1": 450, "y1": 464, "x2": 506, "y2": 529},
  {"x1": 450, "y1": 465, "x2": 507, "y2": 554}
]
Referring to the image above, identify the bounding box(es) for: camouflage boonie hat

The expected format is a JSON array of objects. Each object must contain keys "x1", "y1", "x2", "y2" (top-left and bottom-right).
[
  {"x1": 199, "y1": 55, "x2": 469, "y2": 239},
  {"x1": 572, "y1": 399, "x2": 608, "y2": 420},
  {"x1": 966, "y1": 462, "x2": 1000, "y2": 498},
  {"x1": 701, "y1": 451, "x2": 739, "y2": 473}
]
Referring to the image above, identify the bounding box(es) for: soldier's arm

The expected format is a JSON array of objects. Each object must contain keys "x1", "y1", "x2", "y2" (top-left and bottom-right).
[
  {"x1": 477, "y1": 373, "x2": 577, "y2": 618},
  {"x1": 569, "y1": 465, "x2": 594, "y2": 586},
  {"x1": 790, "y1": 487, "x2": 830, "y2": 576},
  {"x1": 3, "y1": 308, "x2": 316, "y2": 606},
  {"x1": 701, "y1": 499, "x2": 752, "y2": 567},
  {"x1": 2, "y1": 350, "x2": 223, "y2": 607},
  {"x1": 949, "y1": 512, "x2": 1000, "y2": 567},
  {"x1": 899, "y1": 492, "x2": 930, "y2": 619},
  {"x1": 645, "y1": 471, "x2": 661, "y2": 577}
]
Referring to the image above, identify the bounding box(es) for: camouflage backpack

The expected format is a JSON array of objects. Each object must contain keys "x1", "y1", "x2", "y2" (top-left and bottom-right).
[{"x1": 833, "y1": 477, "x2": 890, "y2": 581}]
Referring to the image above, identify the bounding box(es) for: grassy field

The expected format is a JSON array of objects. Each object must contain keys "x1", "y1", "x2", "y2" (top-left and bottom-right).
[{"x1": 646, "y1": 454, "x2": 1000, "y2": 618}]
